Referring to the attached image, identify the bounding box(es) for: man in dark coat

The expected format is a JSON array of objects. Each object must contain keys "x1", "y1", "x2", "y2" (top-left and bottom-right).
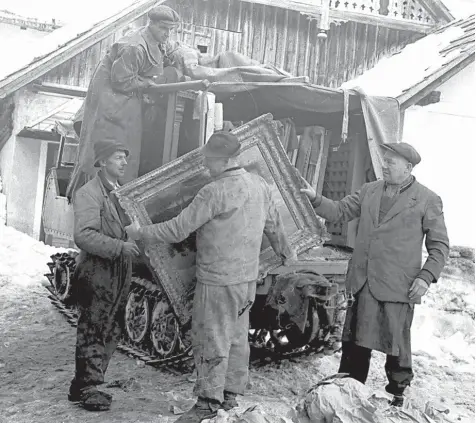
[
  {"x1": 68, "y1": 140, "x2": 140, "y2": 411},
  {"x1": 66, "y1": 5, "x2": 180, "y2": 199},
  {"x1": 301, "y1": 142, "x2": 449, "y2": 406}
]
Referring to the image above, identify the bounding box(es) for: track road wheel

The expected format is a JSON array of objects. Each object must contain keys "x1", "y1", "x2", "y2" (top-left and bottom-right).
[
  {"x1": 125, "y1": 290, "x2": 150, "y2": 344},
  {"x1": 150, "y1": 296, "x2": 179, "y2": 358},
  {"x1": 54, "y1": 262, "x2": 72, "y2": 302}
]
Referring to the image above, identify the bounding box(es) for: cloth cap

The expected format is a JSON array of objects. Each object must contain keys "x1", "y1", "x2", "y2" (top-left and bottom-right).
[
  {"x1": 201, "y1": 131, "x2": 240, "y2": 159},
  {"x1": 94, "y1": 140, "x2": 129, "y2": 167},
  {"x1": 381, "y1": 142, "x2": 421, "y2": 166},
  {"x1": 148, "y1": 5, "x2": 180, "y2": 26}
]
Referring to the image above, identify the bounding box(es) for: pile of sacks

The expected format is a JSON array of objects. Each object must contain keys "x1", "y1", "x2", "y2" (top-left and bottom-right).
[{"x1": 202, "y1": 375, "x2": 449, "y2": 423}]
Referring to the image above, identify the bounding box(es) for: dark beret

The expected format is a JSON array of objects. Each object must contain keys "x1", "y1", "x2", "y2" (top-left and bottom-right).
[
  {"x1": 148, "y1": 5, "x2": 180, "y2": 25},
  {"x1": 201, "y1": 131, "x2": 240, "y2": 158},
  {"x1": 381, "y1": 142, "x2": 421, "y2": 166}
]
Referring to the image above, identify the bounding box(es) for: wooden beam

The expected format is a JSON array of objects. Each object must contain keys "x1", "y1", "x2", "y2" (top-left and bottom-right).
[
  {"x1": 0, "y1": 0, "x2": 166, "y2": 99},
  {"x1": 399, "y1": 49, "x2": 475, "y2": 110},
  {"x1": 238, "y1": 0, "x2": 434, "y2": 33},
  {"x1": 18, "y1": 128, "x2": 61, "y2": 142},
  {"x1": 315, "y1": 130, "x2": 331, "y2": 195},
  {"x1": 268, "y1": 259, "x2": 348, "y2": 276},
  {"x1": 417, "y1": 0, "x2": 454, "y2": 23},
  {"x1": 31, "y1": 82, "x2": 87, "y2": 98},
  {"x1": 162, "y1": 92, "x2": 179, "y2": 164}
]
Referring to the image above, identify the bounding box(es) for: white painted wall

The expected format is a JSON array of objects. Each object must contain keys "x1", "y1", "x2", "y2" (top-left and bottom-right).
[
  {"x1": 402, "y1": 62, "x2": 475, "y2": 248},
  {"x1": 0, "y1": 87, "x2": 67, "y2": 238}
]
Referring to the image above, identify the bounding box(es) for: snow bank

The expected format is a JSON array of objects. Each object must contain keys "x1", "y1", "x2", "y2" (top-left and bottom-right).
[
  {"x1": 0, "y1": 225, "x2": 66, "y2": 288},
  {"x1": 412, "y1": 274, "x2": 475, "y2": 368}
]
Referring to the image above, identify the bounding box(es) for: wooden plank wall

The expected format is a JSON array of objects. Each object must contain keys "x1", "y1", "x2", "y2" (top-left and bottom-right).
[{"x1": 40, "y1": 0, "x2": 422, "y2": 89}]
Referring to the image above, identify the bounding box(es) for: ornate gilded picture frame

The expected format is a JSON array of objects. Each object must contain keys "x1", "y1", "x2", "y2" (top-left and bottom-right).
[{"x1": 115, "y1": 114, "x2": 327, "y2": 325}]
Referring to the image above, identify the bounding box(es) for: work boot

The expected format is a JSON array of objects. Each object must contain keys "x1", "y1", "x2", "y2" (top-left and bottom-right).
[
  {"x1": 385, "y1": 383, "x2": 405, "y2": 407},
  {"x1": 389, "y1": 395, "x2": 404, "y2": 407},
  {"x1": 222, "y1": 391, "x2": 239, "y2": 411},
  {"x1": 68, "y1": 381, "x2": 112, "y2": 403},
  {"x1": 175, "y1": 397, "x2": 220, "y2": 423}
]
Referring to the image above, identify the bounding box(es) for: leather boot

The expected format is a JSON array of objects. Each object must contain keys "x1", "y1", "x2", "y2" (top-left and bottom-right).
[
  {"x1": 222, "y1": 391, "x2": 239, "y2": 411},
  {"x1": 174, "y1": 397, "x2": 220, "y2": 423}
]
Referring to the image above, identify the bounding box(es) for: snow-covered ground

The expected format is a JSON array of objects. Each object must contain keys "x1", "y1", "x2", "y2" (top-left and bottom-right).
[{"x1": 0, "y1": 224, "x2": 474, "y2": 422}]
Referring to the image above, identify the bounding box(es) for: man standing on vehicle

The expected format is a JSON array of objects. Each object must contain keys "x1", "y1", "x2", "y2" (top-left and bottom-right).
[
  {"x1": 301, "y1": 142, "x2": 449, "y2": 406},
  {"x1": 69, "y1": 140, "x2": 140, "y2": 411},
  {"x1": 126, "y1": 132, "x2": 296, "y2": 423},
  {"x1": 66, "y1": 5, "x2": 181, "y2": 199}
]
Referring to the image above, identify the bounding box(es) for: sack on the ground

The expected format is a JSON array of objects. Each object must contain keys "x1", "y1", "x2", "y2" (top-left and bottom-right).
[
  {"x1": 290, "y1": 374, "x2": 446, "y2": 423},
  {"x1": 204, "y1": 404, "x2": 294, "y2": 423}
]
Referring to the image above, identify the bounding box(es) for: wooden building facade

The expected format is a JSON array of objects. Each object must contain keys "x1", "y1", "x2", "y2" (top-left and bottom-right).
[
  {"x1": 38, "y1": 0, "x2": 449, "y2": 90},
  {"x1": 0, "y1": 0, "x2": 454, "y2": 241}
]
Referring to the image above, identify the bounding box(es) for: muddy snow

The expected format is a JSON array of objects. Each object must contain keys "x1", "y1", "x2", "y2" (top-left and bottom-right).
[{"x1": 0, "y1": 224, "x2": 474, "y2": 423}]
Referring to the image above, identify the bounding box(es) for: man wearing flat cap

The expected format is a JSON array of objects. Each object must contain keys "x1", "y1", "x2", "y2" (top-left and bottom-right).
[
  {"x1": 126, "y1": 132, "x2": 296, "y2": 422},
  {"x1": 66, "y1": 5, "x2": 181, "y2": 199},
  {"x1": 68, "y1": 141, "x2": 140, "y2": 411},
  {"x1": 301, "y1": 142, "x2": 449, "y2": 407}
]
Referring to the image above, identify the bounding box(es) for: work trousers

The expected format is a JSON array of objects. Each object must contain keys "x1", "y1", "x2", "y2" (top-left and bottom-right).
[
  {"x1": 192, "y1": 280, "x2": 256, "y2": 403},
  {"x1": 338, "y1": 341, "x2": 414, "y2": 396},
  {"x1": 71, "y1": 258, "x2": 131, "y2": 391},
  {"x1": 339, "y1": 283, "x2": 414, "y2": 396}
]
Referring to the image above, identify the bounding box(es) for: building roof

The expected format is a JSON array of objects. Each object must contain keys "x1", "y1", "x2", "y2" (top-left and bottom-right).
[
  {"x1": 0, "y1": 0, "x2": 164, "y2": 99},
  {"x1": 0, "y1": 0, "x2": 457, "y2": 100},
  {"x1": 341, "y1": 14, "x2": 475, "y2": 108}
]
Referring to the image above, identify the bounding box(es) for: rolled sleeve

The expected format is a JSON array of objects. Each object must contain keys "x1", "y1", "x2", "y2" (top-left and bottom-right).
[
  {"x1": 73, "y1": 191, "x2": 123, "y2": 259},
  {"x1": 421, "y1": 195, "x2": 450, "y2": 283}
]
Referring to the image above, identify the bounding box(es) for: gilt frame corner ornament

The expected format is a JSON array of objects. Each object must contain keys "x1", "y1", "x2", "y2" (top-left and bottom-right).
[{"x1": 115, "y1": 113, "x2": 327, "y2": 326}]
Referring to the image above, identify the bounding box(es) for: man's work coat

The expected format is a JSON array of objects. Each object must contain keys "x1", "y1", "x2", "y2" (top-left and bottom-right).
[
  {"x1": 139, "y1": 168, "x2": 294, "y2": 285},
  {"x1": 313, "y1": 179, "x2": 449, "y2": 303},
  {"x1": 67, "y1": 27, "x2": 165, "y2": 198}
]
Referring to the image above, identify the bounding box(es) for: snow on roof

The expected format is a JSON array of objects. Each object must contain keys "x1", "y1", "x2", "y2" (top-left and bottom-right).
[
  {"x1": 341, "y1": 14, "x2": 475, "y2": 98},
  {"x1": 0, "y1": 0, "x2": 162, "y2": 98},
  {"x1": 0, "y1": 0, "x2": 135, "y2": 25}
]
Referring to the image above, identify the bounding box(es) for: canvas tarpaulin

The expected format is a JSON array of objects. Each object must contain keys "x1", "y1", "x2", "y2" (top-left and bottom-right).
[{"x1": 67, "y1": 81, "x2": 400, "y2": 197}]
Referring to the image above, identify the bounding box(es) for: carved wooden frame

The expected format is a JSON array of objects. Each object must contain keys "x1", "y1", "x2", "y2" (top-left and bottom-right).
[{"x1": 115, "y1": 113, "x2": 326, "y2": 325}]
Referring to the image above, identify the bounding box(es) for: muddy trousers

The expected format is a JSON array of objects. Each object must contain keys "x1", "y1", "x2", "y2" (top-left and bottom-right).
[
  {"x1": 338, "y1": 342, "x2": 414, "y2": 396},
  {"x1": 71, "y1": 277, "x2": 130, "y2": 391},
  {"x1": 192, "y1": 281, "x2": 256, "y2": 404}
]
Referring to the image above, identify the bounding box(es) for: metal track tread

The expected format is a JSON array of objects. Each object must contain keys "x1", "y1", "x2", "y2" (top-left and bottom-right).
[
  {"x1": 43, "y1": 283, "x2": 193, "y2": 369},
  {"x1": 43, "y1": 253, "x2": 344, "y2": 373}
]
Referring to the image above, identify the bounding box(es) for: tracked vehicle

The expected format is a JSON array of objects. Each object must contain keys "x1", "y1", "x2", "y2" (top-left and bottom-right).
[{"x1": 43, "y1": 77, "x2": 398, "y2": 367}]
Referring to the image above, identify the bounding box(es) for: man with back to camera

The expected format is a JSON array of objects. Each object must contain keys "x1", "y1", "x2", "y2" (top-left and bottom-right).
[
  {"x1": 301, "y1": 142, "x2": 449, "y2": 406},
  {"x1": 126, "y1": 131, "x2": 296, "y2": 422},
  {"x1": 69, "y1": 140, "x2": 140, "y2": 411}
]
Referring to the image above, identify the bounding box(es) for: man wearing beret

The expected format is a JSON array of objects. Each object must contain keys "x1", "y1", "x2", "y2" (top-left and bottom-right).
[
  {"x1": 126, "y1": 132, "x2": 296, "y2": 422},
  {"x1": 301, "y1": 142, "x2": 449, "y2": 407},
  {"x1": 66, "y1": 5, "x2": 181, "y2": 199},
  {"x1": 68, "y1": 140, "x2": 140, "y2": 411}
]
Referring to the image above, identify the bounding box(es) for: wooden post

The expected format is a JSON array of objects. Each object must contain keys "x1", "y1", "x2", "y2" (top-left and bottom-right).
[
  {"x1": 198, "y1": 91, "x2": 209, "y2": 147},
  {"x1": 315, "y1": 130, "x2": 331, "y2": 195},
  {"x1": 162, "y1": 92, "x2": 179, "y2": 164},
  {"x1": 205, "y1": 92, "x2": 216, "y2": 143}
]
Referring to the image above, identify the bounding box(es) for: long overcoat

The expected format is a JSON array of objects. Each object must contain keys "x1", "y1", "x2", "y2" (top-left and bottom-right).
[{"x1": 67, "y1": 27, "x2": 165, "y2": 197}]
